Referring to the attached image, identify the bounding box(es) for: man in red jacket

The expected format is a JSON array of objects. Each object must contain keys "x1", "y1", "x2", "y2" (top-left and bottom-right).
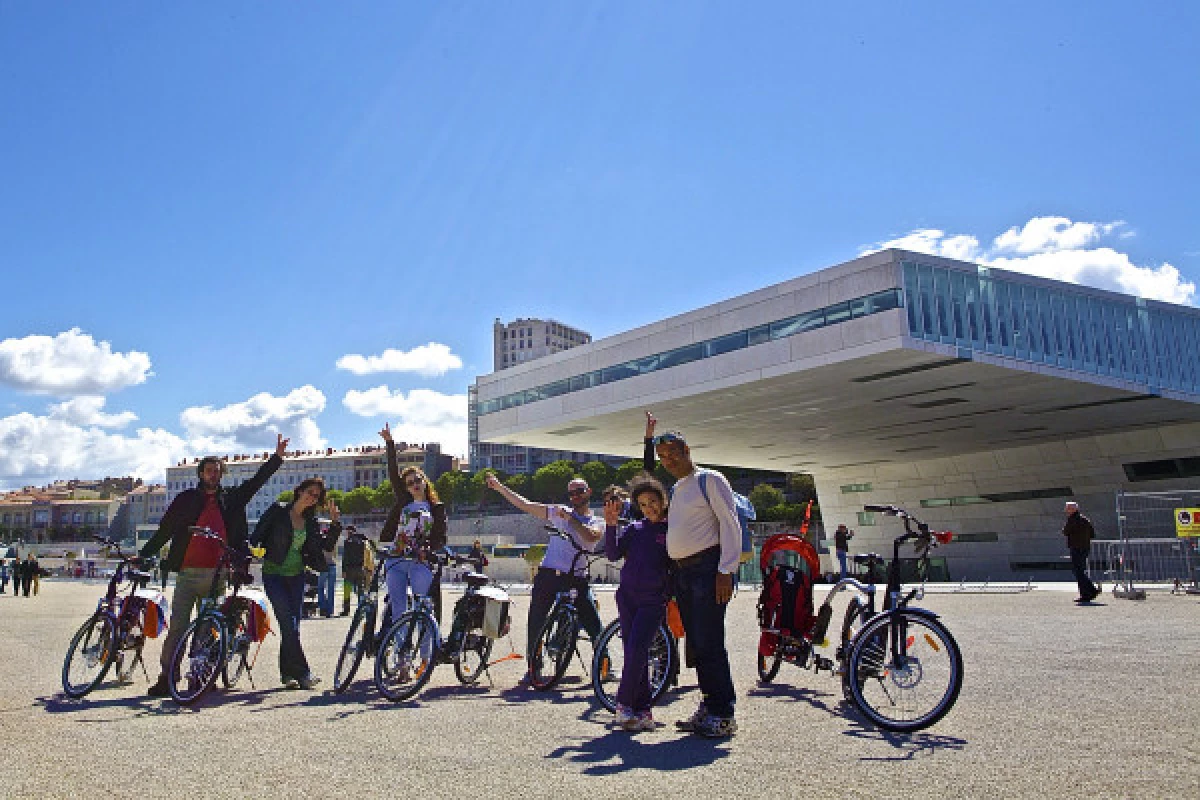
[{"x1": 141, "y1": 434, "x2": 288, "y2": 696}]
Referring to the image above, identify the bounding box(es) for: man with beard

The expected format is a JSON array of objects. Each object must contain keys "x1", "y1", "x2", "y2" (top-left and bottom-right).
[{"x1": 140, "y1": 434, "x2": 289, "y2": 697}]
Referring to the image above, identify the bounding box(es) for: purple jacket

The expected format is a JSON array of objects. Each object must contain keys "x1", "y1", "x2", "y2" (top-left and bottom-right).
[{"x1": 605, "y1": 518, "x2": 671, "y2": 602}]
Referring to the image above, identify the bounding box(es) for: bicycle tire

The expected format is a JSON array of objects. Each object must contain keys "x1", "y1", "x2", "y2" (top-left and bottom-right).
[
  {"x1": 454, "y1": 630, "x2": 493, "y2": 686},
  {"x1": 756, "y1": 648, "x2": 783, "y2": 683},
  {"x1": 839, "y1": 597, "x2": 870, "y2": 701},
  {"x1": 847, "y1": 610, "x2": 963, "y2": 733},
  {"x1": 333, "y1": 603, "x2": 372, "y2": 694},
  {"x1": 169, "y1": 615, "x2": 226, "y2": 705},
  {"x1": 221, "y1": 609, "x2": 250, "y2": 689},
  {"x1": 529, "y1": 605, "x2": 578, "y2": 691},
  {"x1": 62, "y1": 613, "x2": 117, "y2": 698},
  {"x1": 374, "y1": 611, "x2": 437, "y2": 702},
  {"x1": 591, "y1": 619, "x2": 676, "y2": 712}
]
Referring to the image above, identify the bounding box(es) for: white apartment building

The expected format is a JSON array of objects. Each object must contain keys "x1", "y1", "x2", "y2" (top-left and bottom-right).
[{"x1": 493, "y1": 317, "x2": 591, "y2": 371}]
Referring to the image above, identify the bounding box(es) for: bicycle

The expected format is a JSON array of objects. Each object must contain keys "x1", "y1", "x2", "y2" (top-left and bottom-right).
[
  {"x1": 590, "y1": 599, "x2": 679, "y2": 713},
  {"x1": 756, "y1": 504, "x2": 963, "y2": 733},
  {"x1": 166, "y1": 527, "x2": 270, "y2": 705},
  {"x1": 528, "y1": 527, "x2": 607, "y2": 691},
  {"x1": 61, "y1": 535, "x2": 166, "y2": 698},
  {"x1": 373, "y1": 551, "x2": 518, "y2": 702}
]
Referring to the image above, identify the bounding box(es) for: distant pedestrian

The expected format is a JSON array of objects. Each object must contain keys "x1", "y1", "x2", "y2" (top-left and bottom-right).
[
  {"x1": 0, "y1": 559, "x2": 8, "y2": 594},
  {"x1": 1062, "y1": 501, "x2": 1100, "y2": 603},
  {"x1": 21, "y1": 554, "x2": 38, "y2": 597},
  {"x1": 467, "y1": 539, "x2": 487, "y2": 574},
  {"x1": 340, "y1": 526, "x2": 367, "y2": 616},
  {"x1": 834, "y1": 524, "x2": 854, "y2": 579},
  {"x1": 317, "y1": 527, "x2": 338, "y2": 618}
]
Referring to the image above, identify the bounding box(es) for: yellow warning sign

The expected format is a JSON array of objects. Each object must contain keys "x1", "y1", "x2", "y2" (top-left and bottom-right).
[{"x1": 1175, "y1": 508, "x2": 1200, "y2": 537}]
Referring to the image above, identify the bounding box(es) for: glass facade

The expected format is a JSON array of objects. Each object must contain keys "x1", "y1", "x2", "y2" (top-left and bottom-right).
[
  {"x1": 904, "y1": 261, "x2": 1200, "y2": 395},
  {"x1": 477, "y1": 288, "x2": 902, "y2": 417}
]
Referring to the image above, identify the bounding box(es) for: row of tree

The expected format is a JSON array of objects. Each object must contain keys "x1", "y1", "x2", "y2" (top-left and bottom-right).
[{"x1": 277, "y1": 459, "x2": 820, "y2": 526}]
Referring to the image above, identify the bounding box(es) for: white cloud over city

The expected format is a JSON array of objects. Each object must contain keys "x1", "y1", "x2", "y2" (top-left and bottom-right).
[
  {"x1": 864, "y1": 215, "x2": 1196, "y2": 306},
  {"x1": 336, "y1": 342, "x2": 462, "y2": 377},
  {"x1": 47, "y1": 396, "x2": 139, "y2": 429},
  {"x1": 342, "y1": 386, "x2": 468, "y2": 456},
  {"x1": 0, "y1": 328, "x2": 152, "y2": 395},
  {"x1": 179, "y1": 385, "x2": 328, "y2": 454}
]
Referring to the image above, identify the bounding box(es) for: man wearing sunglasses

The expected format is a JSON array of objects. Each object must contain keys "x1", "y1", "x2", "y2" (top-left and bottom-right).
[
  {"x1": 485, "y1": 472, "x2": 605, "y2": 674},
  {"x1": 653, "y1": 427, "x2": 741, "y2": 738}
]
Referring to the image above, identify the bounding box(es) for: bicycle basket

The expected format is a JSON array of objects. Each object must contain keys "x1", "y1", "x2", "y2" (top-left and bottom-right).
[{"x1": 476, "y1": 586, "x2": 511, "y2": 639}]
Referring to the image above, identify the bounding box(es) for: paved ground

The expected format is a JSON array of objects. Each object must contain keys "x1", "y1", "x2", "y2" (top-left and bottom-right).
[{"x1": 1, "y1": 580, "x2": 1197, "y2": 798}]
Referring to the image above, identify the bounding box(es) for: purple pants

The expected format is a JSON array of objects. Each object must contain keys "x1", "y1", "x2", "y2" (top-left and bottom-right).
[{"x1": 614, "y1": 589, "x2": 666, "y2": 713}]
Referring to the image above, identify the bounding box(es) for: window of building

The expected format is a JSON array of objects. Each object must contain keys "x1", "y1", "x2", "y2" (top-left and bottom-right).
[
  {"x1": 856, "y1": 511, "x2": 876, "y2": 526},
  {"x1": 840, "y1": 483, "x2": 873, "y2": 493}
]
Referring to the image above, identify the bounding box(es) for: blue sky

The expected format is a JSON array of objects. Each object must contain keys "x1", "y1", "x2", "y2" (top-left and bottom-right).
[{"x1": 1, "y1": 1, "x2": 1197, "y2": 488}]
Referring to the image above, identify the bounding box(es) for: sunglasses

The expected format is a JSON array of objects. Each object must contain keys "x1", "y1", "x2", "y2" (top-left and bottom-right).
[
  {"x1": 653, "y1": 432, "x2": 685, "y2": 446},
  {"x1": 405, "y1": 476, "x2": 425, "y2": 488},
  {"x1": 566, "y1": 487, "x2": 588, "y2": 496}
]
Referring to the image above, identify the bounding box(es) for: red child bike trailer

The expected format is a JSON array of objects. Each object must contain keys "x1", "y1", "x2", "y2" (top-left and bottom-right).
[{"x1": 756, "y1": 534, "x2": 821, "y2": 658}]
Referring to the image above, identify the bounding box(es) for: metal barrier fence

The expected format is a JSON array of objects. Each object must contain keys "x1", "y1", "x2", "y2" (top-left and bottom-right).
[{"x1": 1098, "y1": 489, "x2": 1200, "y2": 598}]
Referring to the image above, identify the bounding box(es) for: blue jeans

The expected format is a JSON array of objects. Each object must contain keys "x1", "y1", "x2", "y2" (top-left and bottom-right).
[
  {"x1": 672, "y1": 549, "x2": 735, "y2": 719},
  {"x1": 837, "y1": 550, "x2": 848, "y2": 579},
  {"x1": 262, "y1": 573, "x2": 311, "y2": 682},
  {"x1": 317, "y1": 563, "x2": 337, "y2": 615}
]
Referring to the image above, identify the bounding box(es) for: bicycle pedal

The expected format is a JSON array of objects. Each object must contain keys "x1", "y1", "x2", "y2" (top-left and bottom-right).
[{"x1": 813, "y1": 656, "x2": 834, "y2": 672}]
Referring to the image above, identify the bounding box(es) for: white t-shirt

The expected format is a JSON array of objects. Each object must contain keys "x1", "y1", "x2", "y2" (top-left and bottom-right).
[
  {"x1": 541, "y1": 505, "x2": 604, "y2": 576},
  {"x1": 665, "y1": 468, "x2": 742, "y2": 575},
  {"x1": 393, "y1": 501, "x2": 432, "y2": 555}
]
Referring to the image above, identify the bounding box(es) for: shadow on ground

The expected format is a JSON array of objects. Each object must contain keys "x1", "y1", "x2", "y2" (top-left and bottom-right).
[{"x1": 545, "y1": 728, "x2": 730, "y2": 774}]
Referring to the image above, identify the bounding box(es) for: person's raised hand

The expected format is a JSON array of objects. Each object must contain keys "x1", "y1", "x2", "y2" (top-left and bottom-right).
[
  {"x1": 379, "y1": 423, "x2": 393, "y2": 443},
  {"x1": 485, "y1": 472, "x2": 502, "y2": 491},
  {"x1": 644, "y1": 411, "x2": 657, "y2": 439},
  {"x1": 328, "y1": 499, "x2": 340, "y2": 522},
  {"x1": 275, "y1": 433, "x2": 290, "y2": 458},
  {"x1": 603, "y1": 496, "x2": 621, "y2": 526}
]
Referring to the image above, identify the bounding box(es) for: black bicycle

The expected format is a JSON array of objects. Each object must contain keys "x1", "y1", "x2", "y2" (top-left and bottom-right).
[
  {"x1": 528, "y1": 528, "x2": 607, "y2": 691},
  {"x1": 61, "y1": 536, "x2": 162, "y2": 698},
  {"x1": 166, "y1": 528, "x2": 266, "y2": 705},
  {"x1": 757, "y1": 505, "x2": 963, "y2": 733},
  {"x1": 590, "y1": 601, "x2": 678, "y2": 713}
]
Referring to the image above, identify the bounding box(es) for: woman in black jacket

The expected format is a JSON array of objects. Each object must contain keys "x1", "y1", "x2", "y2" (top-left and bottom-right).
[{"x1": 250, "y1": 478, "x2": 342, "y2": 689}]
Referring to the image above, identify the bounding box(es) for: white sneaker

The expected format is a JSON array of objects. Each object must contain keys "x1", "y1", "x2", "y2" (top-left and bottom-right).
[{"x1": 674, "y1": 702, "x2": 708, "y2": 732}]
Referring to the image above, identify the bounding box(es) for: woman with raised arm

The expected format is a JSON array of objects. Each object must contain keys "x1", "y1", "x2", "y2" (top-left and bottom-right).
[
  {"x1": 379, "y1": 423, "x2": 448, "y2": 623},
  {"x1": 603, "y1": 474, "x2": 672, "y2": 731},
  {"x1": 251, "y1": 478, "x2": 342, "y2": 689}
]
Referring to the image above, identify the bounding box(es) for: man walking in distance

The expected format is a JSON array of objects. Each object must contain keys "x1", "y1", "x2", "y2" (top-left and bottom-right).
[
  {"x1": 1062, "y1": 501, "x2": 1101, "y2": 603},
  {"x1": 340, "y1": 526, "x2": 367, "y2": 616},
  {"x1": 834, "y1": 524, "x2": 854, "y2": 579},
  {"x1": 484, "y1": 472, "x2": 604, "y2": 676},
  {"x1": 655, "y1": 429, "x2": 742, "y2": 738},
  {"x1": 140, "y1": 434, "x2": 288, "y2": 696}
]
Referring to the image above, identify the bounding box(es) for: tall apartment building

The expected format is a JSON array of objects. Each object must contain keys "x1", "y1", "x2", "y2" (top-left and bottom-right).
[
  {"x1": 471, "y1": 318, "x2": 624, "y2": 474},
  {"x1": 493, "y1": 317, "x2": 591, "y2": 370},
  {"x1": 164, "y1": 443, "x2": 455, "y2": 524}
]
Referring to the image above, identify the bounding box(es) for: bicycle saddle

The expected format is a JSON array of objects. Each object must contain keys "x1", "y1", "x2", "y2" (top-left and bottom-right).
[
  {"x1": 464, "y1": 572, "x2": 489, "y2": 588},
  {"x1": 852, "y1": 553, "x2": 880, "y2": 565}
]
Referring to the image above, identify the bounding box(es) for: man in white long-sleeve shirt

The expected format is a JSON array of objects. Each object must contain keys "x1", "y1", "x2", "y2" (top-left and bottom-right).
[{"x1": 655, "y1": 428, "x2": 741, "y2": 738}]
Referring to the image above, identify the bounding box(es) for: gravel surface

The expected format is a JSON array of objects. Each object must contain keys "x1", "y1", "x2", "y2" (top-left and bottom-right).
[{"x1": 1, "y1": 581, "x2": 1197, "y2": 798}]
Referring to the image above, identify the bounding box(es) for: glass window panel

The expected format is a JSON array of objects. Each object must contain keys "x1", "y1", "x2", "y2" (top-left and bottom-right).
[
  {"x1": 918, "y1": 263, "x2": 936, "y2": 337},
  {"x1": 825, "y1": 302, "x2": 852, "y2": 325},
  {"x1": 933, "y1": 267, "x2": 952, "y2": 341},
  {"x1": 601, "y1": 361, "x2": 638, "y2": 383},
  {"x1": 903, "y1": 263, "x2": 923, "y2": 335},
  {"x1": 964, "y1": 274, "x2": 981, "y2": 346},
  {"x1": 658, "y1": 342, "x2": 705, "y2": 369},
  {"x1": 850, "y1": 296, "x2": 869, "y2": 318},
  {"x1": 542, "y1": 379, "x2": 570, "y2": 399},
  {"x1": 950, "y1": 271, "x2": 967, "y2": 344},
  {"x1": 992, "y1": 280, "x2": 1010, "y2": 351},
  {"x1": 748, "y1": 325, "x2": 771, "y2": 346},
  {"x1": 707, "y1": 330, "x2": 749, "y2": 356},
  {"x1": 770, "y1": 311, "x2": 822, "y2": 339},
  {"x1": 872, "y1": 288, "x2": 901, "y2": 313}
]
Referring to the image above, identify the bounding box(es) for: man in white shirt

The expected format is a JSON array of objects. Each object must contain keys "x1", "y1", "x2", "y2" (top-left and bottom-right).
[
  {"x1": 485, "y1": 473, "x2": 605, "y2": 669},
  {"x1": 655, "y1": 429, "x2": 741, "y2": 738}
]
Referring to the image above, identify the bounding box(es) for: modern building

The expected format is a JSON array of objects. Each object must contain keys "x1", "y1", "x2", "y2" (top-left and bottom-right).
[
  {"x1": 471, "y1": 318, "x2": 627, "y2": 474},
  {"x1": 164, "y1": 443, "x2": 455, "y2": 523},
  {"x1": 474, "y1": 249, "x2": 1200, "y2": 579}
]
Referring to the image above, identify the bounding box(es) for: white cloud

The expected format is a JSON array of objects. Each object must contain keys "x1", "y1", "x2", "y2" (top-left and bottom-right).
[
  {"x1": 342, "y1": 386, "x2": 467, "y2": 457},
  {"x1": 180, "y1": 385, "x2": 327, "y2": 453},
  {"x1": 336, "y1": 342, "x2": 463, "y2": 377},
  {"x1": 864, "y1": 216, "x2": 1195, "y2": 305},
  {"x1": 0, "y1": 328, "x2": 152, "y2": 395},
  {"x1": 0, "y1": 412, "x2": 186, "y2": 488},
  {"x1": 47, "y1": 396, "x2": 138, "y2": 429}
]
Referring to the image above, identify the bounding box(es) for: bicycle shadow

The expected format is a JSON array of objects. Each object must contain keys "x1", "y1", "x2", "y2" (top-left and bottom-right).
[
  {"x1": 37, "y1": 691, "x2": 192, "y2": 718},
  {"x1": 747, "y1": 682, "x2": 840, "y2": 716},
  {"x1": 495, "y1": 675, "x2": 597, "y2": 707},
  {"x1": 303, "y1": 682, "x2": 495, "y2": 720},
  {"x1": 841, "y1": 712, "x2": 968, "y2": 760},
  {"x1": 545, "y1": 729, "x2": 730, "y2": 775}
]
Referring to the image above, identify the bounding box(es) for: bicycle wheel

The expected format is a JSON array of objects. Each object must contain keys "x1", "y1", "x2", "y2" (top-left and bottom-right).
[
  {"x1": 62, "y1": 613, "x2": 117, "y2": 698},
  {"x1": 757, "y1": 647, "x2": 783, "y2": 683},
  {"x1": 169, "y1": 616, "x2": 226, "y2": 705},
  {"x1": 454, "y1": 630, "x2": 493, "y2": 685},
  {"x1": 333, "y1": 603, "x2": 372, "y2": 694},
  {"x1": 839, "y1": 598, "x2": 870, "y2": 701},
  {"x1": 847, "y1": 611, "x2": 963, "y2": 733},
  {"x1": 221, "y1": 610, "x2": 250, "y2": 689},
  {"x1": 529, "y1": 605, "x2": 578, "y2": 691},
  {"x1": 592, "y1": 620, "x2": 677, "y2": 712},
  {"x1": 374, "y1": 612, "x2": 437, "y2": 702}
]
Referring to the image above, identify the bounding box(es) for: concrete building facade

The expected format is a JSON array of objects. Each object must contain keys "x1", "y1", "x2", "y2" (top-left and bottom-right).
[{"x1": 474, "y1": 249, "x2": 1200, "y2": 579}]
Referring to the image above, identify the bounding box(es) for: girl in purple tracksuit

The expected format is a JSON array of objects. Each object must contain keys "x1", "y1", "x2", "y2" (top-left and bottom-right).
[{"x1": 603, "y1": 475, "x2": 672, "y2": 732}]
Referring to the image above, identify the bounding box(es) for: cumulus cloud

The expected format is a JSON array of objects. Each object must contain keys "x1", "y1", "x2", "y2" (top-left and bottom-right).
[
  {"x1": 48, "y1": 396, "x2": 138, "y2": 429},
  {"x1": 342, "y1": 386, "x2": 467, "y2": 457},
  {"x1": 180, "y1": 385, "x2": 327, "y2": 453},
  {"x1": 0, "y1": 328, "x2": 152, "y2": 395},
  {"x1": 0, "y1": 412, "x2": 186, "y2": 488},
  {"x1": 336, "y1": 342, "x2": 462, "y2": 377},
  {"x1": 864, "y1": 215, "x2": 1195, "y2": 305}
]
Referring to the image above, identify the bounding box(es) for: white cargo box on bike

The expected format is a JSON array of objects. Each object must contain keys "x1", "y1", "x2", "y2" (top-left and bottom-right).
[{"x1": 476, "y1": 585, "x2": 511, "y2": 639}]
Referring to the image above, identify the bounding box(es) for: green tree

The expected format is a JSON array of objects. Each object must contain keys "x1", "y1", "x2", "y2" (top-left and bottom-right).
[
  {"x1": 532, "y1": 461, "x2": 576, "y2": 503},
  {"x1": 435, "y1": 471, "x2": 466, "y2": 508},
  {"x1": 787, "y1": 473, "x2": 818, "y2": 503},
  {"x1": 503, "y1": 473, "x2": 531, "y2": 497},
  {"x1": 326, "y1": 489, "x2": 345, "y2": 511},
  {"x1": 613, "y1": 459, "x2": 648, "y2": 487},
  {"x1": 276, "y1": 490, "x2": 294, "y2": 504},
  {"x1": 342, "y1": 486, "x2": 376, "y2": 515},
  {"x1": 748, "y1": 483, "x2": 785, "y2": 516},
  {"x1": 580, "y1": 461, "x2": 614, "y2": 494}
]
